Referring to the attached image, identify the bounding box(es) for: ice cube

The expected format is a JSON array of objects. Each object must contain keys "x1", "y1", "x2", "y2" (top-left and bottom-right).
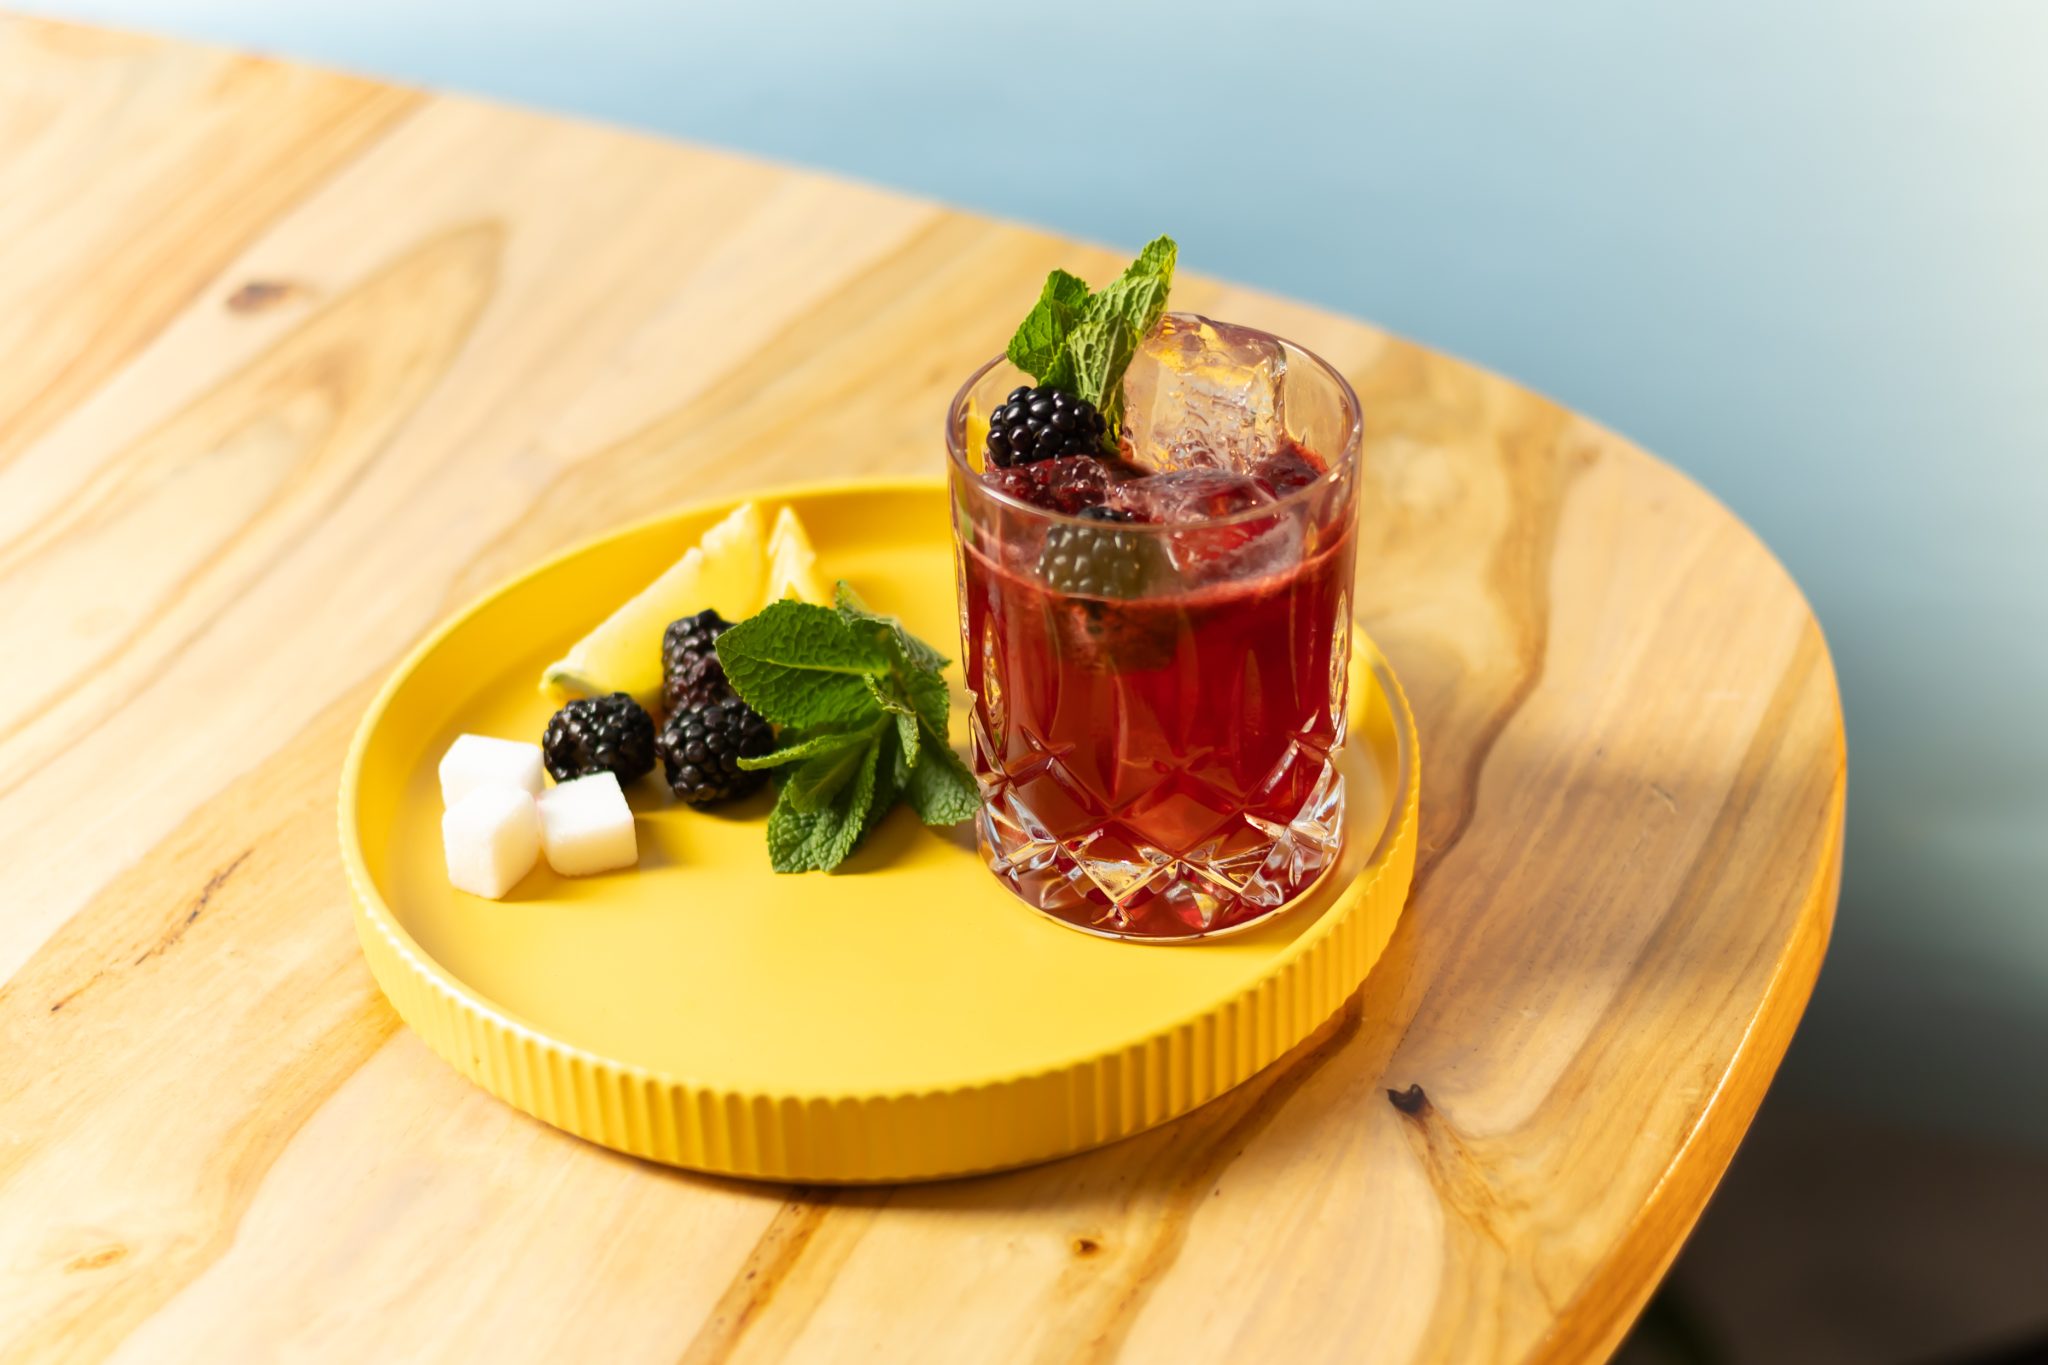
[
  {"x1": 442, "y1": 786, "x2": 541, "y2": 900},
  {"x1": 1209, "y1": 510, "x2": 1306, "y2": 582},
  {"x1": 1109, "y1": 470, "x2": 1296, "y2": 582},
  {"x1": 537, "y1": 771, "x2": 638, "y2": 876},
  {"x1": 1119, "y1": 314, "x2": 1288, "y2": 474},
  {"x1": 1110, "y1": 469, "x2": 1273, "y2": 524}
]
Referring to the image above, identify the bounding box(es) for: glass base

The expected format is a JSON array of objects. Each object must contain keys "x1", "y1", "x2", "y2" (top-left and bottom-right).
[{"x1": 976, "y1": 753, "x2": 1346, "y2": 942}]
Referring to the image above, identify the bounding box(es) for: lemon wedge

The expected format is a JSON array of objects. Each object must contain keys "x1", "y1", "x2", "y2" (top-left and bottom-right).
[
  {"x1": 764, "y1": 505, "x2": 828, "y2": 606},
  {"x1": 540, "y1": 502, "x2": 767, "y2": 709},
  {"x1": 963, "y1": 401, "x2": 990, "y2": 473}
]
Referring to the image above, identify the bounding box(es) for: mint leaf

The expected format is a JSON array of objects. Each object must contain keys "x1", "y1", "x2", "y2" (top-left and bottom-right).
[
  {"x1": 832, "y1": 578, "x2": 877, "y2": 620},
  {"x1": 906, "y1": 730, "x2": 982, "y2": 826},
  {"x1": 1059, "y1": 316, "x2": 1140, "y2": 428},
  {"x1": 736, "y1": 583, "x2": 980, "y2": 873},
  {"x1": 998, "y1": 236, "x2": 1176, "y2": 448},
  {"x1": 901, "y1": 668, "x2": 951, "y2": 736},
  {"x1": 1070, "y1": 235, "x2": 1176, "y2": 432},
  {"x1": 766, "y1": 739, "x2": 880, "y2": 873},
  {"x1": 1085, "y1": 272, "x2": 1171, "y2": 345},
  {"x1": 715, "y1": 600, "x2": 887, "y2": 729},
  {"x1": 1006, "y1": 269, "x2": 1092, "y2": 379},
  {"x1": 1085, "y1": 238, "x2": 1175, "y2": 335},
  {"x1": 783, "y1": 729, "x2": 880, "y2": 813},
  {"x1": 893, "y1": 708, "x2": 921, "y2": 768},
  {"x1": 737, "y1": 725, "x2": 873, "y2": 772},
  {"x1": 1039, "y1": 339, "x2": 1080, "y2": 396},
  {"x1": 861, "y1": 725, "x2": 912, "y2": 842},
  {"x1": 1120, "y1": 234, "x2": 1179, "y2": 293},
  {"x1": 766, "y1": 795, "x2": 834, "y2": 873},
  {"x1": 860, "y1": 671, "x2": 924, "y2": 769},
  {"x1": 835, "y1": 582, "x2": 947, "y2": 672},
  {"x1": 834, "y1": 581, "x2": 951, "y2": 737},
  {"x1": 856, "y1": 671, "x2": 929, "y2": 769}
]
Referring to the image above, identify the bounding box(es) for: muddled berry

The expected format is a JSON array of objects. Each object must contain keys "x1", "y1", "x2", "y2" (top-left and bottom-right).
[
  {"x1": 1250, "y1": 442, "x2": 1326, "y2": 497},
  {"x1": 984, "y1": 454, "x2": 1120, "y2": 515}
]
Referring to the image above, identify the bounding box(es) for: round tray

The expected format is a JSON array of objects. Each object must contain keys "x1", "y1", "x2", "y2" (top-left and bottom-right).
[{"x1": 339, "y1": 479, "x2": 1419, "y2": 1183}]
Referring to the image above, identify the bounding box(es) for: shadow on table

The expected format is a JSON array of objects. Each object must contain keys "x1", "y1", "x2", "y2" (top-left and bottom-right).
[{"x1": 1615, "y1": 1095, "x2": 2048, "y2": 1365}]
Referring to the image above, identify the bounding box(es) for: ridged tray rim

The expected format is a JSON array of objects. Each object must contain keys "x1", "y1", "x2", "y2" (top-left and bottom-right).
[{"x1": 336, "y1": 476, "x2": 1420, "y2": 1180}]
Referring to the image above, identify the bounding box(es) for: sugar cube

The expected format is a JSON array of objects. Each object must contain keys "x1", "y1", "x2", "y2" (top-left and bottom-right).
[
  {"x1": 442, "y1": 786, "x2": 540, "y2": 899},
  {"x1": 439, "y1": 734, "x2": 545, "y2": 809},
  {"x1": 536, "y1": 771, "x2": 638, "y2": 876}
]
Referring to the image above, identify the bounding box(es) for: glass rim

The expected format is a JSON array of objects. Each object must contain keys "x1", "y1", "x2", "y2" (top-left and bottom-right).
[{"x1": 944, "y1": 312, "x2": 1364, "y2": 531}]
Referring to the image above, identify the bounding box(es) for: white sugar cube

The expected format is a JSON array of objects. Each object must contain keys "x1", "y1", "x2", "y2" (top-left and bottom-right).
[
  {"x1": 536, "y1": 771, "x2": 638, "y2": 877},
  {"x1": 439, "y1": 734, "x2": 545, "y2": 809},
  {"x1": 442, "y1": 786, "x2": 540, "y2": 899}
]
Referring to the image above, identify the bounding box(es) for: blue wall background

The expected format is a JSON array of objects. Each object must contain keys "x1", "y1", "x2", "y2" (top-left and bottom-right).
[{"x1": 28, "y1": 0, "x2": 2048, "y2": 1139}]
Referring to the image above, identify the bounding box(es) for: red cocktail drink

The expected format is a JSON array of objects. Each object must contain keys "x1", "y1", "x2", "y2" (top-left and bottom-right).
[{"x1": 949, "y1": 315, "x2": 1363, "y2": 939}]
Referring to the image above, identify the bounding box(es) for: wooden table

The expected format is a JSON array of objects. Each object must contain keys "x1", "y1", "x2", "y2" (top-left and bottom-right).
[{"x1": 0, "y1": 17, "x2": 1844, "y2": 1363}]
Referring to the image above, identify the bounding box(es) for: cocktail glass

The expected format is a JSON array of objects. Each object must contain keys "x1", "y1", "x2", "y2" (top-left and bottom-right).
[{"x1": 947, "y1": 314, "x2": 1363, "y2": 940}]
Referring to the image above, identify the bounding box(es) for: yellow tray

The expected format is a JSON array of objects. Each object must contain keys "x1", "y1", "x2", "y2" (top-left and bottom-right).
[{"x1": 339, "y1": 479, "x2": 1419, "y2": 1183}]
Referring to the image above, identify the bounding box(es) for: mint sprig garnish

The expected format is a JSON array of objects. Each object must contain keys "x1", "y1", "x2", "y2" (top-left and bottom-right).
[
  {"x1": 713, "y1": 604, "x2": 888, "y2": 730},
  {"x1": 715, "y1": 584, "x2": 981, "y2": 873},
  {"x1": 1005, "y1": 235, "x2": 1176, "y2": 445}
]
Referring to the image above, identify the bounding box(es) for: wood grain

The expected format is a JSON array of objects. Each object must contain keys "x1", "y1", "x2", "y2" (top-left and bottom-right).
[{"x1": 0, "y1": 17, "x2": 1844, "y2": 1363}]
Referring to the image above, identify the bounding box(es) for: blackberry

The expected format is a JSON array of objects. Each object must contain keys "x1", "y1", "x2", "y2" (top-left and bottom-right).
[
  {"x1": 984, "y1": 386, "x2": 1107, "y2": 467},
  {"x1": 661, "y1": 609, "x2": 734, "y2": 712},
  {"x1": 657, "y1": 697, "x2": 773, "y2": 806},
  {"x1": 541, "y1": 693, "x2": 657, "y2": 784},
  {"x1": 1037, "y1": 516, "x2": 1169, "y2": 598}
]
